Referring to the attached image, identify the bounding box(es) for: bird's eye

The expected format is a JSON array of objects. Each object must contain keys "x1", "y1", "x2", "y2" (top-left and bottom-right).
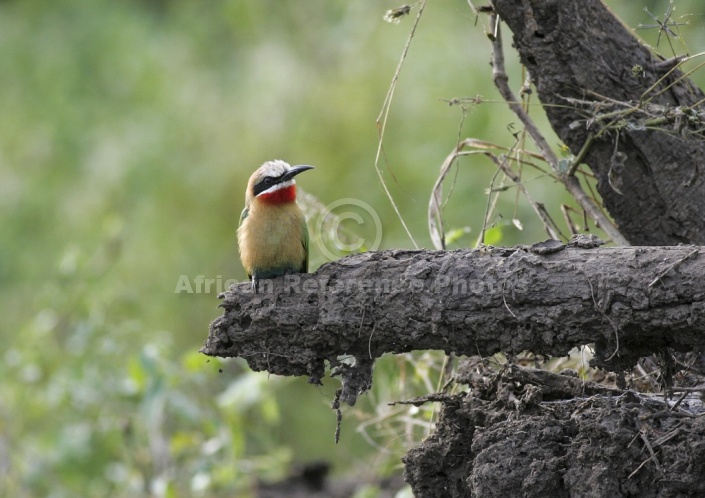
[{"x1": 263, "y1": 177, "x2": 273, "y2": 185}]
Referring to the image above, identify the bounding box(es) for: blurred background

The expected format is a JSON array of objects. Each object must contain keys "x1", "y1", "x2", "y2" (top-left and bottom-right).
[{"x1": 2, "y1": 0, "x2": 704, "y2": 496}]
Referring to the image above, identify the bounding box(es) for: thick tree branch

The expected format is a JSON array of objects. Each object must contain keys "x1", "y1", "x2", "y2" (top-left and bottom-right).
[
  {"x1": 203, "y1": 241, "x2": 705, "y2": 404},
  {"x1": 490, "y1": 0, "x2": 705, "y2": 245}
]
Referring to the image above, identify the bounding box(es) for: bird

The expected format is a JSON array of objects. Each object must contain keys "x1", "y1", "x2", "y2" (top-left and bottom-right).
[{"x1": 237, "y1": 160, "x2": 314, "y2": 291}]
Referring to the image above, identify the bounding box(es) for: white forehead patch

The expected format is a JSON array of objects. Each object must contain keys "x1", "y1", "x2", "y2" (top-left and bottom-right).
[{"x1": 258, "y1": 159, "x2": 291, "y2": 178}]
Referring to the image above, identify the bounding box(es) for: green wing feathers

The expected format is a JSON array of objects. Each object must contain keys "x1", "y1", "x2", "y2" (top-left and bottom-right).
[
  {"x1": 239, "y1": 206, "x2": 249, "y2": 227},
  {"x1": 301, "y1": 217, "x2": 309, "y2": 273},
  {"x1": 238, "y1": 206, "x2": 250, "y2": 278}
]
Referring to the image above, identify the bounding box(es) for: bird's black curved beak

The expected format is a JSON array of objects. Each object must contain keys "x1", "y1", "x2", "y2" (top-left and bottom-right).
[{"x1": 282, "y1": 165, "x2": 314, "y2": 182}]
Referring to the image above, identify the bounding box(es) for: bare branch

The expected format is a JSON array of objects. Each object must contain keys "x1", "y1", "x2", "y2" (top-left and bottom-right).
[
  {"x1": 487, "y1": 12, "x2": 629, "y2": 245},
  {"x1": 203, "y1": 244, "x2": 705, "y2": 405}
]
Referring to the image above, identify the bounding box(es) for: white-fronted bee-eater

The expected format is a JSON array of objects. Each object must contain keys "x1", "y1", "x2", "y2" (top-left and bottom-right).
[{"x1": 237, "y1": 160, "x2": 314, "y2": 290}]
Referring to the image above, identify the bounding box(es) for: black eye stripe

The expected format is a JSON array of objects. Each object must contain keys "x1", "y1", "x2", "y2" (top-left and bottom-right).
[
  {"x1": 253, "y1": 172, "x2": 287, "y2": 196},
  {"x1": 258, "y1": 173, "x2": 284, "y2": 186}
]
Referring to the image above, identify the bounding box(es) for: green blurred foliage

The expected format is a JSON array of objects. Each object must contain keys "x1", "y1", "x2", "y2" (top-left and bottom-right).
[{"x1": 1, "y1": 0, "x2": 704, "y2": 496}]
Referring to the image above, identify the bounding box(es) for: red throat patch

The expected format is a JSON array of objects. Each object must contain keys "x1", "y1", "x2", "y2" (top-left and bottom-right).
[{"x1": 259, "y1": 185, "x2": 297, "y2": 205}]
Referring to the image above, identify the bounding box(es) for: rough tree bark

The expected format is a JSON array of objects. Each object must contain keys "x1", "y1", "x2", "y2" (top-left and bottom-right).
[
  {"x1": 203, "y1": 242, "x2": 705, "y2": 404},
  {"x1": 491, "y1": 0, "x2": 705, "y2": 245},
  {"x1": 401, "y1": 359, "x2": 705, "y2": 497}
]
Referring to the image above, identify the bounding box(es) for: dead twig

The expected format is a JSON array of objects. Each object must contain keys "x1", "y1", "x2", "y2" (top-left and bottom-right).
[
  {"x1": 487, "y1": 13, "x2": 629, "y2": 246},
  {"x1": 669, "y1": 390, "x2": 689, "y2": 412},
  {"x1": 639, "y1": 431, "x2": 664, "y2": 475},
  {"x1": 428, "y1": 139, "x2": 564, "y2": 249},
  {"x1": 628, "y1": 455, "x2": 654, "y2": 480},
  {"x1": 375, "y1": 0, "x2": 427, "y2": 249},
  {"x1": 502, "y1": 279, "x2": 517, "y2": 318},
  {"x1": 667, "y1": 385, "x2": 705, "y2": 392},
  {"x1": 485, "y1": 151, "x2": 564, "y2": 240},
  {"x1": 582, "y1": 271, "x2": 621, "y2": 361},
  {"x1": 479, "y1": 150, "x2": 506, "y2": 246},
  {"x1": 648, "y1": 248, "x2": 699, "y2": 287},
  {"x1": 566, "y1": 133, "x2": 594, "y2": 177}
]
